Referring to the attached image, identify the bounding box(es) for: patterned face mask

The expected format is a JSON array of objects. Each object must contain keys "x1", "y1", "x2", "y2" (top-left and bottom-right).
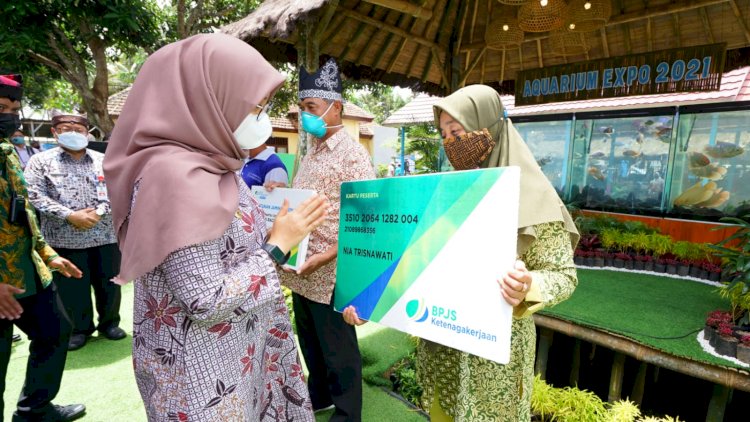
[{"x1": 443, "y1": 128, "x2": 496, "y2": 170}]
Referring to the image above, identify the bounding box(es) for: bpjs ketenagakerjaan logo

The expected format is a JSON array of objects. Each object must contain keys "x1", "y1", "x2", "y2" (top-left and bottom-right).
[{"x1": 405, "y1": 299, "x2": 457, "y2": 323}]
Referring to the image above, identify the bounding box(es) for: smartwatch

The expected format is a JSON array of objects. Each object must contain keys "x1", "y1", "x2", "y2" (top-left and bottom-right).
[{"x1": 262, "y1": 243, "x2": 290, "y2": 265}]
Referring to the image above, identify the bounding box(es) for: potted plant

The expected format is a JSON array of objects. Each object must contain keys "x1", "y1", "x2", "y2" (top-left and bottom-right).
[
  {"x1": 664, "y1": 258, "x2": 680, "y2": 274},
  {"x1": 705, "y1": 310, "x2": 732, "y2": 344},
  {"x1": 654, "y1": 257, "x2": 667, "y2": 273},
  {"x1": 672, "y1": 241, "x2": 693, "y2": 277},
  {"x1": 574, "y1": 249, "x2": 586, "y2": 266},
  {"x1": 738, "y1": 335, "x2": 750, "y2": 365},
  {"x1": 593, "y1": 251, "x2": 605, "y2": 267},
  {"x1": 715, "y1": 322, "x2": 739, "y2": 357},
  {"x1": 612, "y1": 252, "x2": 632, "y2": 269},
  {"x1": 703, "y1": 262, "x2": 722, "y2": 282}
]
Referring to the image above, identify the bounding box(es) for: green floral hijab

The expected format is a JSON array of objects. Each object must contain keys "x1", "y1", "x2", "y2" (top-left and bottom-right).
[{"x1": 434, "y1": 84, "x2": 579, "y2": 254}]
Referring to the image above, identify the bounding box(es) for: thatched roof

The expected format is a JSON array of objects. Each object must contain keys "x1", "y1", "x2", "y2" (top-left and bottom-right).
[{"x1": 223, "y1": 0, "x2": 750, "y2": 95}]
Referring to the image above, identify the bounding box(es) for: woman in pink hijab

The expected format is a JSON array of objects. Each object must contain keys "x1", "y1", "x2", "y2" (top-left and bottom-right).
[{"x1": 104, "y1": 34, "x2": 325, "y2": 421}]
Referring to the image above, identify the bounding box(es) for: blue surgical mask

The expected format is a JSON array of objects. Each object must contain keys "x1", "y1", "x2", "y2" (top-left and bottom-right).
[
  {"x1": 301, "y1": 102, "x2": 342, "y2": 138},
  {"x1": 57, "y1": 131, "x2": 88, "y2": 151},
  {"x1": 10, "y1": 136, "x2": 25, "y2": 145}
]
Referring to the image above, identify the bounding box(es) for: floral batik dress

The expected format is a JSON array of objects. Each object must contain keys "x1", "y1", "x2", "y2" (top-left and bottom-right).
[
  {"x1": 131, "y1": 179, "x2": 313, "y2": 421},
  {"x1": 417, "y1": 221, "x2": 578, "y2": 421}
]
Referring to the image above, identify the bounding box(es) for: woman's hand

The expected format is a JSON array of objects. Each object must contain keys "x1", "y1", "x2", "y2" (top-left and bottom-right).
[
  {"x1": 267, "y1": 194, "x2": 327, "y2": 254},
  {"x1": 342, "y1": 305, "x2": 367, "y2": 326},
  {"x1": 499, "y1": 260, "x2": 533, "y2": 307}
]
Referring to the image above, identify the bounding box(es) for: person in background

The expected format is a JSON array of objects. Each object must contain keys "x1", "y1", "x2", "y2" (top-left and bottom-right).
[
  {"x1": 344, "y1": 84, "x2": 579, "y2": 421},
  {"x1": 24, "y1": 112, "x2": 125, "y2": 351},
  {"x1": 240, "y1": 143, "x2": 289, "y2": 189},
  {"x1": 9, "y1": 130, "x2": 39, "y2": 170},
  {"x1": 281, "y1": 58, "x2": 375, "y2": 422},
  {"x1": 104, "y1": 33, "x2": 325, "y2": 421},
  {"x1": 0, "y1": 72, "x2": 86, "y2": 422}
]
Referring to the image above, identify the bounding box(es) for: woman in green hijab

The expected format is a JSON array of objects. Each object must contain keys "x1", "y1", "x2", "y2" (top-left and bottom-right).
[
  {"x1": 344, "y1": 84, "x2": 578, "y2": 421},
  {"x1": 425, "y1": 84, "x2": 579, "y2": 421}
]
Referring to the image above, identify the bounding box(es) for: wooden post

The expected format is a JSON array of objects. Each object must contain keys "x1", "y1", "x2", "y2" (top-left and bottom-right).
[
  {"x1": 569, "y1": 339, "x2": 581, "y2": 386},
  {"x1": 706, "y1": 384, "x2": 731, "y2": 422},
  {"x1": 535, "y1": 328, "x2": 554, "y2": 380},
  {"x1": 631, "y1": 362, "x2": 648, "y2": 405},
  {"x1": 608, "y1": 352, "x2": 626, "y2": 403}
]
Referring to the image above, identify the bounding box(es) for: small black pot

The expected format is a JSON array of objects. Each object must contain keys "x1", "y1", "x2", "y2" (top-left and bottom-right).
[
  {"x1": 624, "y1": 260, "x2": 634, "y2": 270},
  {"x1": 633, "y1": 261, "x2": 645, "y2": 271},
  {"x1": 644, "y1": 261, "x2": 654, "y2": 272},
  {"x1": 709, "y1": 271, "x2": 721, "y2": 282},
  {"x1": 584, "y1": 257, "x2": 595, "y2": 266},
  {"x1": 677, "y1": 265, "x2": 690, "y2": 277},
  {"x1": 715, "y1": 336, "x2": 739, "y2": 357},
  {"x1": 654, "y1": 263, "x2": 666, "y2": 273},
  {"x1": 689, "y1": 266, "x2": 702, "y2": 278},
  {"x1": 704, "y1": 326, "x2": 717, "y2": 343},
  {"x1": 613, "y1": 258, "x2": 624, "y2": 268},
  {"x1": 574, "y1": 256, "x2": 584, "y2": 265},
  {"x1": 666, "y1": 264, "x2": 678, "y2": 274},
  {"x1": 593, "y1": 257, "x2": 605, "y2": 267}
]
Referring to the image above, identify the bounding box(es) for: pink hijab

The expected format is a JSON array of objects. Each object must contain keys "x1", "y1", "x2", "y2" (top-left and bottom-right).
[{"x1": 104, "y1": 34, "x2": 285, "y2": 282}]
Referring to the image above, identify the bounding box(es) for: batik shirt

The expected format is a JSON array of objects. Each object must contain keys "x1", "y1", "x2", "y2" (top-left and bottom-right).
[
  {"x1": 24, "y1": 147, "x2": 116, "y2": 249},
  {"x1": 280, "y1": 129, "x2": 375, "y2": 304},
  {"x1": 133, "y1": 178, "x2": 314, "y2": 421},
  {"x1": 0, "y1": 141, "x2": 58, "y2": 297}
]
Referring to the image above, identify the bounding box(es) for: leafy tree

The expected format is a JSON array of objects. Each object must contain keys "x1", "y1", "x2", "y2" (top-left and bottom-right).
[
  {"x1": 1, "y1": 1, "x2": 163, "y2": 134},
  {"x1": 166, "y1": 0, "x2": 261, "y2": 40},
  {"x1": 405, "y1": 123, "x2": 441, "y2": 174},
  {"x1": 348, "y1": 84, "x2": 410, "y2": 125}
]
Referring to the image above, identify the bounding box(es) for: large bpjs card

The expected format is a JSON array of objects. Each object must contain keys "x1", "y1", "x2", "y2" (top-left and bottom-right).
[
  {"x1": 334, "y1": 167, "x2": 520, "y2": 364},
  {"x1": 250, "y1": 186, "x2": 316, "y2": 271}
]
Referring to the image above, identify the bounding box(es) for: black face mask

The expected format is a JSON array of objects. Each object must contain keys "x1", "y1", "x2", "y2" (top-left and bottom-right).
[{"x1": 0, "y1": 113, "x2": 21, "y2": 139}]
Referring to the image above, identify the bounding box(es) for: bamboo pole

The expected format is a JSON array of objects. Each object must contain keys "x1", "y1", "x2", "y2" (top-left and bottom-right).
[
  {"x1": 608, "y1": 352, "x2": 626, "y2": 402},
  {"x1": 728, "y1": 0, "x2": 750, "y2": 43},
  {"x1": 535, "y1": 328, "x2": 554, "y2": 380},
  {"x1": 362, "y1": 0, "x2": 433, "y2": 19},
  {"x1": 699, "y1": 7, "x2": 716, "y2": 44},
  {"x1": 631, "y1": 362, "x2": 648, "y2": 405}
]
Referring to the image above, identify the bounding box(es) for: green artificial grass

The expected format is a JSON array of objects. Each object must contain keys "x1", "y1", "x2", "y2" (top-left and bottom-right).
[
  {"x1": 357, "y1": 324, "x2": 417, "y2": 387},
  {"x1": 541, "y1": 268, "x2": 738, "y2": 369},
  {"x1": 4, "y1": 283, "x2": 421, "y2": 421}
]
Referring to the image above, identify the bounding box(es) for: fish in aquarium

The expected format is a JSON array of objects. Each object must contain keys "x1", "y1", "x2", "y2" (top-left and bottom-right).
[
  {"x1": 644, "y1": 119, "x2": 655, "y2": 126},
  {"x1": 688, "y1": 151, "x2": 710, "y2": 168},
  {"x1": 635, "y1": 133, "x2": 644, "y2": 144},
  {"x1": 673, "y1": 181, "x2": 718, "y2": 207},
  {"x1": 600, "y1": 126, "x2": 615, "y2": 134},
  {"x1": 689, "y1": 163, "x2": 727, "y2": 180},
  {"x1": 536, "y1": 156, "x2": 552, "y2": 167},
  {"x1": 589, "y1": 151, "x2": 607, "y2": 159},
  {"x1": 695, "y1": 189, "x2": 730, "y2": 208},
  {"x1": 656, "y1": 127, "x2": 672, "y2": 137},
  {"x1": 623, "y1": 149, "x2": 641, "y2": 157},
  {"x1": 704, "y1": 141, "x2": 745, "y2": 159},
  {"x1": 588, "y1": 166, "x2": 606, "y2": 180}
]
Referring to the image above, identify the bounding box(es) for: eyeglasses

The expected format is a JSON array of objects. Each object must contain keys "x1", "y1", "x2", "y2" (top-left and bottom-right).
[{"x1": 255, "y1": 100, "x2": 274, "y2": 120}]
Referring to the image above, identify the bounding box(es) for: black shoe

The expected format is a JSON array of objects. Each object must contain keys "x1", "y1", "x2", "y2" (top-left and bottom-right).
[
  {"x1": 48, "y1": 403, "x2": 86, "y2": 421},
  {"x1": 99, "y1": 326, "x2": 127, "y2": 341},
  {"x1": 11, "y1": 403, "x2": 85, "y2": 422},
  {"x1": 12, "y1": 333, "x2": 22, "y2": 342},
  {"x1": 67, "y1": 334, "x2": 87, "y2": 351}
]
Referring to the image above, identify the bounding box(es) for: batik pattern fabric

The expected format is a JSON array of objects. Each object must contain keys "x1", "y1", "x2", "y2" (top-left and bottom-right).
[
  {"x1": 0, "y1": 141, "x2": 57, "y2": 297},
  {"x1": 416, "y1": 221, "x2": 577, "y2": 421},
  {"x1": 132, "y1": 179, "x2": 313, "y2": 422},
  {"x1": 280, "y1": 129, "x2": 375, "y2": 304},
  {"x1": 24, "y1": 147, "x2": 116, "y2": 249}
]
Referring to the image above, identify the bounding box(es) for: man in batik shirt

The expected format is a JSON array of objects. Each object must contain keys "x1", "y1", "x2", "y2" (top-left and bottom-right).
[
  {"x1": 25, "y1": 112, "x2": 125, "y2": 351},
  {"x1": 281, "y1": 58, "x2": 375, "y2": 422},
  {"x1": 0, "y1": 73, "x2": 85, "y2": 421}
]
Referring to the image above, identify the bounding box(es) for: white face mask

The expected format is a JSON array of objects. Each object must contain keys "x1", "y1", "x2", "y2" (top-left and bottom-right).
[
  {"x1": 234, "y1": 111, "x2": 272, "y2": 150},
  {"x1": 57, "y1": 131, "x2": 89, "y2": 151}
]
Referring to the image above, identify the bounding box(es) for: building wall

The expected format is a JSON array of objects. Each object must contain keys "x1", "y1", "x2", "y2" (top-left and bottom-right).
[{"x1": 273, "y1": 119, "x2": 373, "y2": 158}]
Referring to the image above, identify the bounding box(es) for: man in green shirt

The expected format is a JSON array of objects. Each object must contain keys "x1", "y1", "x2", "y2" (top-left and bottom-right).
[{"x1": 0, "y1": 73, "x2": 86, "y2": 421}]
